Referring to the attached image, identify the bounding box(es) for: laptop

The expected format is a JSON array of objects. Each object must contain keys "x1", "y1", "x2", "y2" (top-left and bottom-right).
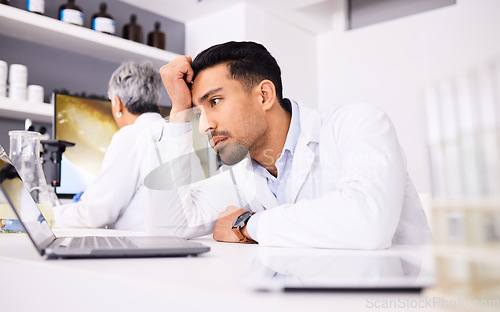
[{"x1": 0, "y1": 146, "x2": 210, "y2": 259}]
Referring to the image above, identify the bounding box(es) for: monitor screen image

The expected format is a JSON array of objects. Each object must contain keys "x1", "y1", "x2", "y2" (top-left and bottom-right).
[
  {"x1": 53, "y1": 94, "x2": 173, "y2": 197},
  {"x1": 53, "y1": 94, "x2": 119, "y2": 197}
]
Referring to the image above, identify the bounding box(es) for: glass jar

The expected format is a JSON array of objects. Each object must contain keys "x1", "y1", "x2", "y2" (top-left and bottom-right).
[{"x1": 8, "y1": 131, "x2": 56, "y2": 227}]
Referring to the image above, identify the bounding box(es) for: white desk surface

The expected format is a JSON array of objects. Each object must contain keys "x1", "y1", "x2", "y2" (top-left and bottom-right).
[{"x1": 0, "y1": 229, "x2": 443, "y2": 312}]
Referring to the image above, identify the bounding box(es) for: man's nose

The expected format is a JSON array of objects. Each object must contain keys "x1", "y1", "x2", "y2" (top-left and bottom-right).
[{"x1": 197, "y1": 110, "x2": 213, "y2": 135}]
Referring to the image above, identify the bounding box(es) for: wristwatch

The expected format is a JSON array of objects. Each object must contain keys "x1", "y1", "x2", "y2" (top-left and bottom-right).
[{"x1": 231, "y1": 211, "x2": 256, "y2": 244}]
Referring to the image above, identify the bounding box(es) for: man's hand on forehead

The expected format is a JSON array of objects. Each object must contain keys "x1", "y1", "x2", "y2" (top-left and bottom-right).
[{"x1": 159, "y1": 55, "x2": 195, "y2": 122}]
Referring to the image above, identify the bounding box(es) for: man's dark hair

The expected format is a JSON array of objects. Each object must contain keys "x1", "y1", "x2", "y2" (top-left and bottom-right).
[{"x1": 192, "y1": 41, "x2": 287, "y2": 110}]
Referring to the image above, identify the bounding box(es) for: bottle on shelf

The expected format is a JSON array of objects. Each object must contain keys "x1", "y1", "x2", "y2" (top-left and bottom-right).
[
  {"x1": 92, "y1": 3, "x2": 115, "y2": 35},
  {"x1": 59, "y1": 0, "x2": 84, "y2": 27},
  {"x1": 123, "y1": 14, "x2": 143, "y2": 43},
  {"x1": 147, "y1": 21, "x2": 166, "y2": 50},
  {"x1": 27, "y1": 0, "x2": 45, "y2": 15},
  {"x1": 8, "y1": 64, "x2": 28, "y2": 101}
]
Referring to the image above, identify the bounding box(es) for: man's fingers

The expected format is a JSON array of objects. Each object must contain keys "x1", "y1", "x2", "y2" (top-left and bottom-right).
[
  {"x1": 160, "y1": 55, "x2": 193, "y2": 77},
  {"x1": 213, "y1": 206, "x2": 247, "y2": 243},
  {"x1": 185, "y1": 71, "x2": 194, "y2": 85},
  {"x1": 184, "y1": 56, "x2": 194, "y2": 83}
]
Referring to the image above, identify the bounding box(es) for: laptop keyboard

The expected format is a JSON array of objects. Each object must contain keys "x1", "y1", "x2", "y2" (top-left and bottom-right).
[{"x1": 69, "y1": 236, "x2": 139, "y2": 249}]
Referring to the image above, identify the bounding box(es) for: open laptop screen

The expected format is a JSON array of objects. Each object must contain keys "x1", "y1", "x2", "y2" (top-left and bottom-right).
[{"x1": 0, "y1": 146, "x2": 55, "y2": 254}]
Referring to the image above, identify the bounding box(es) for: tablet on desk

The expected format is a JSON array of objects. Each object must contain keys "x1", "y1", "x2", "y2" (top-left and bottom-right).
[{"x1": 245, "y1": 247, "x2": 435, "y2": 292}]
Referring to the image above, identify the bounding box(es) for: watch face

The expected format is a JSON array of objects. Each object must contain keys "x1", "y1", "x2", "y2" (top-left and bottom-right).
[{"x1": 232, "y1": 211, "x2": 252, "y2": 228}]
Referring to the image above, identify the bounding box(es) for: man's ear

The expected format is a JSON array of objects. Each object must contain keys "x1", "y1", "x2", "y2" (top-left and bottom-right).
[{"x1": 258, "y1": 80, "x2": 276, "y2": 111}]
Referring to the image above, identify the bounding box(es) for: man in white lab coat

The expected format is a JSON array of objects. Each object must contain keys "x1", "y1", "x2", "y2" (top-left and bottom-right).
[{"x1": 147, "y1": 41, "x2": 431, "y2": 248}]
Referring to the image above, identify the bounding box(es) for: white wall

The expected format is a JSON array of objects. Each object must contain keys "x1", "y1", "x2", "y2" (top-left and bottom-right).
[
  {"x1": 185, "y1": 3, "x2": 318, "y2": 108},
  {"x1": 244, "y1": 4, "x2": 318, "y2": 107},
  {"x1": 317, "y1": 0, "x2": 500, "y2": 193},
  {"x1": 185, "y1": 3, "x2": 247, "y2": 57}
]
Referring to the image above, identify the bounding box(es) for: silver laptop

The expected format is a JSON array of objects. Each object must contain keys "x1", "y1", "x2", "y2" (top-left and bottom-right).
[{"x1": 0, "y1": 146, "x2": 210, "y2": 259}]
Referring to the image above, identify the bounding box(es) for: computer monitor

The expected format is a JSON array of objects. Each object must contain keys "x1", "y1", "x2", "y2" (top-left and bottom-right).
[
  {"x1": 52, "y1": 94, "x2": 173, "y2": 197},
  {"x1": 53, "y1": 94, "x2": 119, "y2": 197}
]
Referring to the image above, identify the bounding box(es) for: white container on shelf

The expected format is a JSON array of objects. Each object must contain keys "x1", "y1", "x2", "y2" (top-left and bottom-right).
[
  {"x1": 9, "y1": 64, "x2": 27, "y2": 86},
  {"x1": 0, "y1": 82, "x2": 6, "y2": 97},
  {"x1": 8, "y1": 83, "x2": 27, "y2": 101},
  {"x1": 27, "y1": 0, "x2": 45, "y2": 15},
  {"x1": 0, "y1": 60, "x2": 7, "y2": 83},
  {"x1": 27, "y1": 84, "x2": 44, "y2": 103},
  {"x1": 60, "y1": 9, "x2": 84, "y2": 26}
]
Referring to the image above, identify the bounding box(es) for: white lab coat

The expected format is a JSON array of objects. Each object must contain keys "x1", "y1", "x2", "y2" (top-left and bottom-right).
[
  {"x1": 54, "y1": 112, "x2": 166, "y2": 231},
  {"x1": 141, "y1": 102, "x2": 431, "y2": 249}
]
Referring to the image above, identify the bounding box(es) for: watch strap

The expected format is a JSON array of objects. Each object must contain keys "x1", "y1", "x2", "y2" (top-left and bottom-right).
[
  {"x1": 232, "y1": 228, "x2": 255, "y2": 243},
  {"x1": 231, "y1": 211, "x2": 257, "y2": 244}
]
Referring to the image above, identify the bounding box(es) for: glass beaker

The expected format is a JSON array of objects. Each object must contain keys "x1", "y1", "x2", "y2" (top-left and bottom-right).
[
  {"x1": 8, "y1": 130, "x2": 56, "y2": 227},
  {"x1": 0, "y1": 143, "x2": 25, "y2": 233}
]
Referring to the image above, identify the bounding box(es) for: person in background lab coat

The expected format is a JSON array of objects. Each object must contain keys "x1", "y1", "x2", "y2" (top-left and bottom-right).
[
  {"x1": 146, "y1": 41, "x2": 431, "y2": 248},
  {"x1": 53, "y1": 61, "x2": 166, "y2": 231}
]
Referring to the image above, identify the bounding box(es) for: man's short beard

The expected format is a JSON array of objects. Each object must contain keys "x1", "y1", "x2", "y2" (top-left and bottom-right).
[{"x1": 218, "y1": 142, "x2": 249, "y2": 165}]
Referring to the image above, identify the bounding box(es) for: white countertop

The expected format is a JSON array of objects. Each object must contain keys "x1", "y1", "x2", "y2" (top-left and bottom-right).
[{"x1": 0, "y1": 229, "x2": 443, "y2": 312}]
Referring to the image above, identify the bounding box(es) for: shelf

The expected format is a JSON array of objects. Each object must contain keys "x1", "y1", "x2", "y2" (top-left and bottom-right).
[
  {"x1": 0, "y1": 5, "x2": 179, "y2": 69},
  {"x1": 0, "y1": 97, "x2": 53, "y2": 123}
]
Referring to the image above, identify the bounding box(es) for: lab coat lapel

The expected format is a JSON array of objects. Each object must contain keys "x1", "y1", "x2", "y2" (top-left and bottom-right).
[
  {"x1": 289, "y1": 103, "x2": 321, "y2": 203},
  {"x1": 289, "y1": 140, "x2": 315, "y2": 202},
  {"x1": 253, "y1": 172, "x2": 280, "y2": 209},
  {"x1": 238, "y1": 158, "x2": 279, "y2": 210}
]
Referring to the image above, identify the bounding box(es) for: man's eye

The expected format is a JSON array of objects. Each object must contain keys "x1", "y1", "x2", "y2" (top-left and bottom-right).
[{"x1": 210, "y1": 98, "x2": 220, "y2": 106}]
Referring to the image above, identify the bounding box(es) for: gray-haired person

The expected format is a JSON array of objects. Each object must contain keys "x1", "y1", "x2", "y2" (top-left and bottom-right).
[{"x1": 54, "y1": 61, "x2": 165, "y2": 230}]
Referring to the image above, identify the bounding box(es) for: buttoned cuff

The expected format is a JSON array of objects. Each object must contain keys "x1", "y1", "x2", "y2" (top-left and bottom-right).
[{"x1": 246, "y1": 211, "x2": 262, "y2": 242}]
